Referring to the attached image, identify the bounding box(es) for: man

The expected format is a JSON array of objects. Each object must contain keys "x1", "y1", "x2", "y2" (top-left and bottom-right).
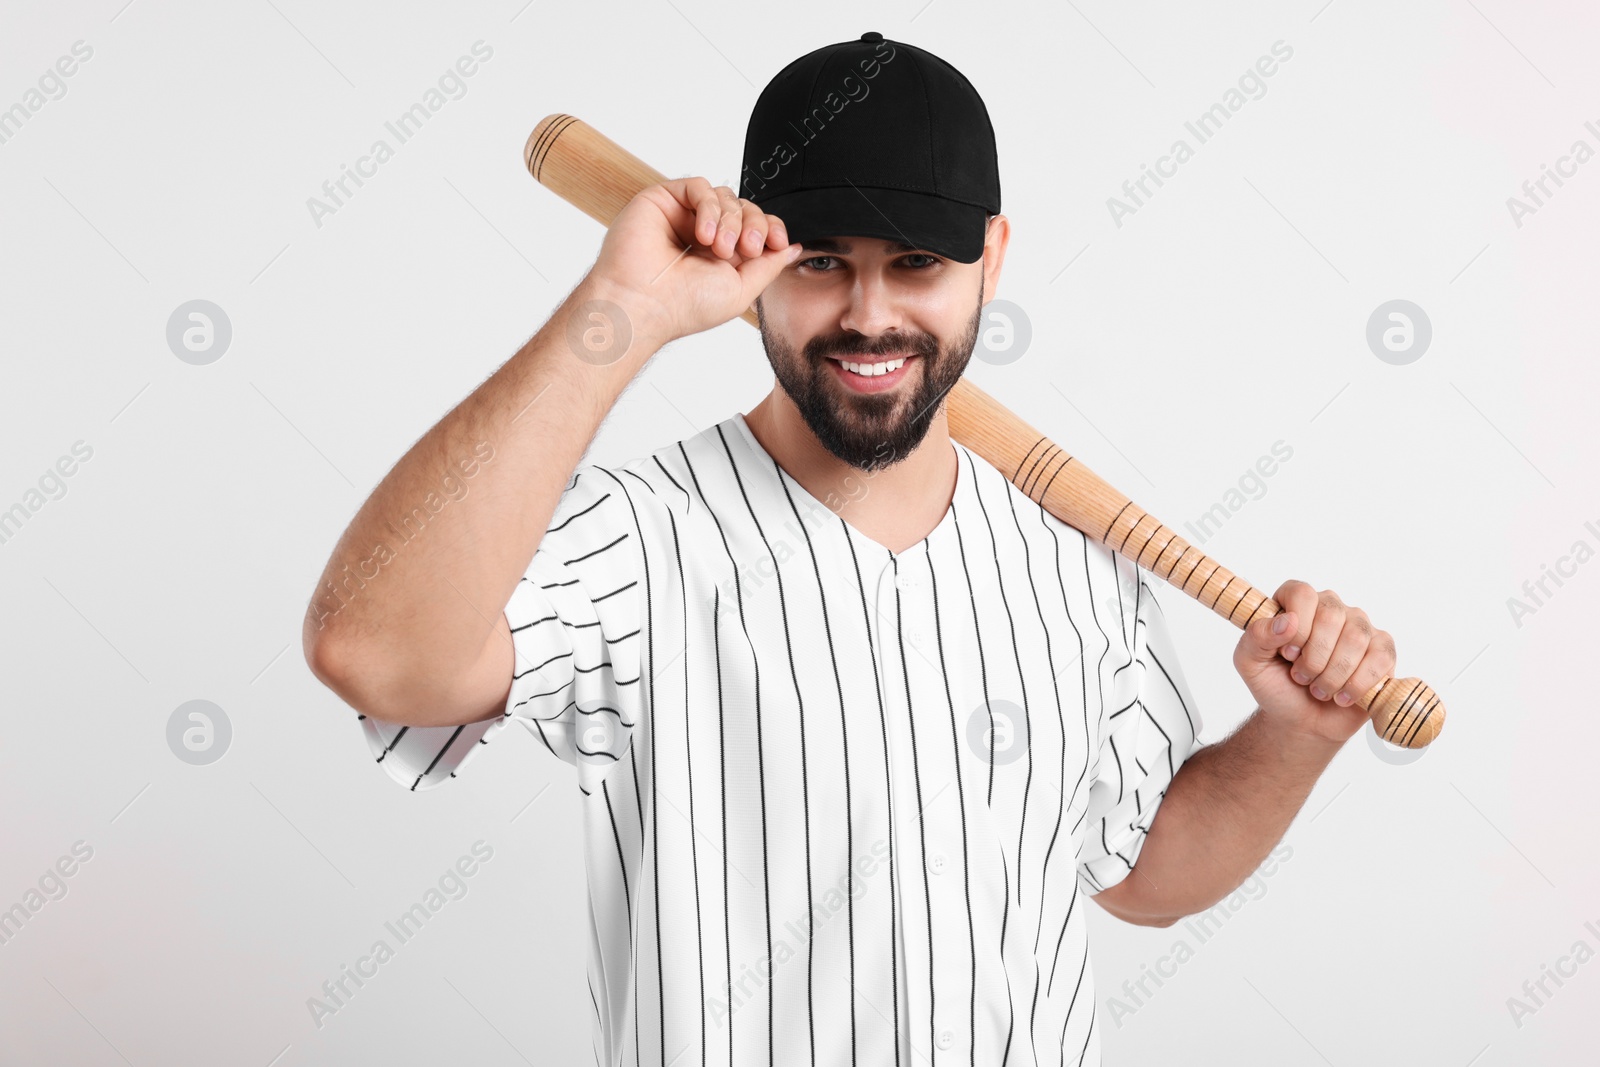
[{"x1": 304, "y1": 32, "x2": 1397, "y2": 1067}]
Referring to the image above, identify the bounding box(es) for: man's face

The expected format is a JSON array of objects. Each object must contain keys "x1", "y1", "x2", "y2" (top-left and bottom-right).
[{"x1": 754, "y1": 233, "x2": 988, "y2": 472}]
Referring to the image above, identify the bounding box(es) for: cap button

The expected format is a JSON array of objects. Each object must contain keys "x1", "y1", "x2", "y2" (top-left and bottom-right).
[{"x1": 860, "y1": 31, "x2": 883, "y2": 43}]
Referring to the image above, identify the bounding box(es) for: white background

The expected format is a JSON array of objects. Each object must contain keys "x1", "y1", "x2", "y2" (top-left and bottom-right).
[{"x1": 2, "y1": 1, "x2": 1596, "y2": 1064}]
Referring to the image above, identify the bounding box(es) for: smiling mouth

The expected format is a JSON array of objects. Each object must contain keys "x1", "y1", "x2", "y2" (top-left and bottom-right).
[{"x1": 826, "y1": 354, "x2": 916, "y2": 378}]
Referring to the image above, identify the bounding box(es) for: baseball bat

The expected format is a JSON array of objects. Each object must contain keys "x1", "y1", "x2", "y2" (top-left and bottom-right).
[{"x1": 523, "y1": 113, "x2": 1445, "y2": 750}]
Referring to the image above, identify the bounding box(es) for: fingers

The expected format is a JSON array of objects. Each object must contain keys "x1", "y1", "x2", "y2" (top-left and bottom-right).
[
  {"x1": 688, "y1": 184, "x2": 744, "y2": 256},
  {"x1": 737, "y1": 200, "x2": 791, "y2": 256},
  {"x1": 733, "y1": 237, "x2": 806, "y2": 307},
  {"x1": 718, "y1": 189, "x2": 787, "y2": 259},
  {"x1": 656, "y1": 176, "x2": 801, "y2": 304},
  {"x1": 738, "y1": 199, "x2": 779, "y2": 257},
  {"x1": 1302, "y1": 605, "x2": 1367, "y2": 701},
  {"x1": 672, "y1": 178, "x2": 788, "y2": 260},
  {"x1": 655, "y1": 176, "x2": 722, "y2": 248},
  {"x1": 1272, "y1": 580, "x2": 1318, "y2": 663},
  {"x1": 1234, "y1": 605, "x2": 1297, "y2": 676},
  {"x1": 1271, "y1": 582, "x2": 1397, "y2": 707},
  {"x1": 1332, "y1": 626, "x2": 1395, "y2": 706},
  {"x1": 765, "y1": 212, "x2": 791, "y2": 251},
  {"x1": 712, "y1": 186, "x2": 743, "y2": 255},
  {"x1": 1287, "y1": 589, "x2": 1344, "y2": 686}
]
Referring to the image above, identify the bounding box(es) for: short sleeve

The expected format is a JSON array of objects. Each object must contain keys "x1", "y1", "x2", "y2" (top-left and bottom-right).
[
  {"x1": 358, "y1": 463, "x2": 648, "y2": 791},
  {"x1": 1077, "y1": 561, "x2": 1203, "y2": 894}
]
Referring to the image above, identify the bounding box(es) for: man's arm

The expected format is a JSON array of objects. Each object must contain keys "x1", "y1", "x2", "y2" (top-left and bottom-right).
[
  {"x1": 302, "y1": 177, "x2": 803, "y2": 729},
  {"x1": 1093, "y1": 580, "x2": 1396, "y2": 927},
  {"x1": 1091, "y1": 707, "x2": 1340, "y2": 927},
  {"x1": 301, "y1": 273, "x2": 662, "y2": 728}
]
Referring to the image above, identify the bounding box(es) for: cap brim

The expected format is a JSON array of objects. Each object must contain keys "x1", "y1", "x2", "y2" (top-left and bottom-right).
[{"x1": 755, "y1": 185, "x2": 988, "y2": 264}]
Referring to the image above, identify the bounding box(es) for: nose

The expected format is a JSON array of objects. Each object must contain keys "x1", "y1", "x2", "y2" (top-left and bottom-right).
[{"x1": 837, "y1": 267, "x2": 903, "y2": 339}]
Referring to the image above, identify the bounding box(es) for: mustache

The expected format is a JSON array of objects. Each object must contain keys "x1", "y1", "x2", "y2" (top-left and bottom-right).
[{"x1": 805, "y1": 331, "x2": 940, "y2": 362}]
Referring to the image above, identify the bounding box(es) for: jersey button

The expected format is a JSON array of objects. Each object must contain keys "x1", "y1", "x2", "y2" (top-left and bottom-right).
[
  {"x1": 910, "y1": 629, "x2": 924, "y2": 646},
  {"x1": 895, "y1": 574, "x2": 918, "y2": 590},
  {"x1": 929, "y1": 852, "x2": 946, "y2": 875},
  {"x1": 936, "y1": 1029, "x2": 954, "y2": 1050}
]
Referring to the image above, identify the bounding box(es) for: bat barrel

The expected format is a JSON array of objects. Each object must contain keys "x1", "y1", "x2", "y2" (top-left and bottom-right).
[{"x1": 526, "y1": 114, "x2": 668, "y2": 227}]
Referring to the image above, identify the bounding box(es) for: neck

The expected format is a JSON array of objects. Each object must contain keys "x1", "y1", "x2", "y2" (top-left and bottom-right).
[{"x1": 742, "y1": 384, "x2": 958, "y2": 555}]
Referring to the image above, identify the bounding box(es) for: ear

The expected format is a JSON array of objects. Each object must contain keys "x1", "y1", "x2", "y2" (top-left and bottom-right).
[{"x1": 981, "y1": 214, "x2": 1010, "y2": 303}]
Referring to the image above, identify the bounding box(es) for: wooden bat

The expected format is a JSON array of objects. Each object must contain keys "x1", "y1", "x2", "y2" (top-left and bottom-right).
[{"x1": 523, "y1": 113, "x2": 1446, "y2": 750}]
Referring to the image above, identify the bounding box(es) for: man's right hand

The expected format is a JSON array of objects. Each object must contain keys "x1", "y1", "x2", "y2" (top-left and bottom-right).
[{"x1": 586, "y1": 177, "x2": 804, "y2": 347}]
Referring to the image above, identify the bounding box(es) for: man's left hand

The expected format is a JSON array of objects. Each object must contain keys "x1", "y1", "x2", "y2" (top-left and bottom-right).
[{"x1": 1233, "y1": 579, "x2": 1398, "y2": 746}]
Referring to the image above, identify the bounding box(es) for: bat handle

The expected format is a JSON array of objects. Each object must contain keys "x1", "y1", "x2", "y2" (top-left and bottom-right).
[{"x1": 1106, "y1": 511, "x2": 1446, "y2": 749}]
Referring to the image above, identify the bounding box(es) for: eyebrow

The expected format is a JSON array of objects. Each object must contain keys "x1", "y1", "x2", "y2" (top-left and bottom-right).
[{"x1": 798, "y1": 237, "x2": 930, "y2": 256}]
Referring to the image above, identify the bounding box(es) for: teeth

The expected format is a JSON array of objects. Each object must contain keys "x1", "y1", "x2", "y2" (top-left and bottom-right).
[{"x1": 840, "y1": 357, "x2": 908, "y2": 377}]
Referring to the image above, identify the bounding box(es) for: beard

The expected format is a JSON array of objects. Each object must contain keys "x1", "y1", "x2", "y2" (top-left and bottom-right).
[{"x1": 755, "y1": 277, "x2": 985, "y2": 473}]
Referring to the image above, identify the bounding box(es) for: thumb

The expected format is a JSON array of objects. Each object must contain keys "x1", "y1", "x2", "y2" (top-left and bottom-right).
[
  {"x1": 1238, "y1": 609, "x2": 1298, "y2": 667},
  {"x1": 735, "y1": 242, "x2": 805, "y2": 307}
]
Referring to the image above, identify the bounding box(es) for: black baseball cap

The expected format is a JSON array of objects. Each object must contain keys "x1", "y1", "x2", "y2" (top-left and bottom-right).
[{"x1": 738, "y1": 31, "x2": 1001, "y2": 264}]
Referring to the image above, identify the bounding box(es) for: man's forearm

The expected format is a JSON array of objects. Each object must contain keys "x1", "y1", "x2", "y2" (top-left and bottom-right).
[
  {"x1": 1112, "y1": 708, "x2": 1343, "y2": 924},
  {"x1": 301, "y1": 276, "x2": 663, "y2": 720}
]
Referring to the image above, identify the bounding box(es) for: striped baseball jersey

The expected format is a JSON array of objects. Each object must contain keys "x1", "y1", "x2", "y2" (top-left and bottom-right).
[{"x1": 359, "y1": 410, "x2": 1203, "y2": 1067}]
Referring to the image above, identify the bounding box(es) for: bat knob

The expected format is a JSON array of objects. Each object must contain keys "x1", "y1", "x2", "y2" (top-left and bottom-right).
[{"x1": 1360, "y1": 676, "x2": 1445, "y2": 749}]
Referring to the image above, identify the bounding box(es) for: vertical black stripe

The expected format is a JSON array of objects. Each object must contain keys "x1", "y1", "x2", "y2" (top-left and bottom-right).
[
  {"x1": 996, "y1": 837, "x2": 1015, "y2": 1067},
  {"x1": 598, "y1": 466, "x2": 654, "y2": 1067},
  {"x1": 843, "y1": 531, "x2": 900, "y2": 1067},
  {"x1": 891, "y1": 555, "x2": 937, "y2": 1065},
  {"x1": 1000, "y1": 474, "x2": 1070, "y2": 1067},
  {"x1": 776, "y1": 473, "x2": 860, "y2": 1067},
  {"x1": 680, "y1": 440, "x2": 766, "y2": 1067},
  {"x1": 967, "y1": 463, "x2": 1035, "y2": 910},
  {"x1": 716, "y1": 428, "x2": 796, "y2": 1067},
  {"x1": 647, "y1": 484, "x2": 706, "y2": 1067},
  {"x1": 925, "y1": 544, "x2": 977, "y2": 1067},
  {"x1": 737, "y1": 450, "x2": 817, "y2": 1067}
]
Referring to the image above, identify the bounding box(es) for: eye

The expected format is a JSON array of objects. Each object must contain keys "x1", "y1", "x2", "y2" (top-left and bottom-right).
[{"x1": 799, "y1": 253, "x2": 941, "y2": 272}]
